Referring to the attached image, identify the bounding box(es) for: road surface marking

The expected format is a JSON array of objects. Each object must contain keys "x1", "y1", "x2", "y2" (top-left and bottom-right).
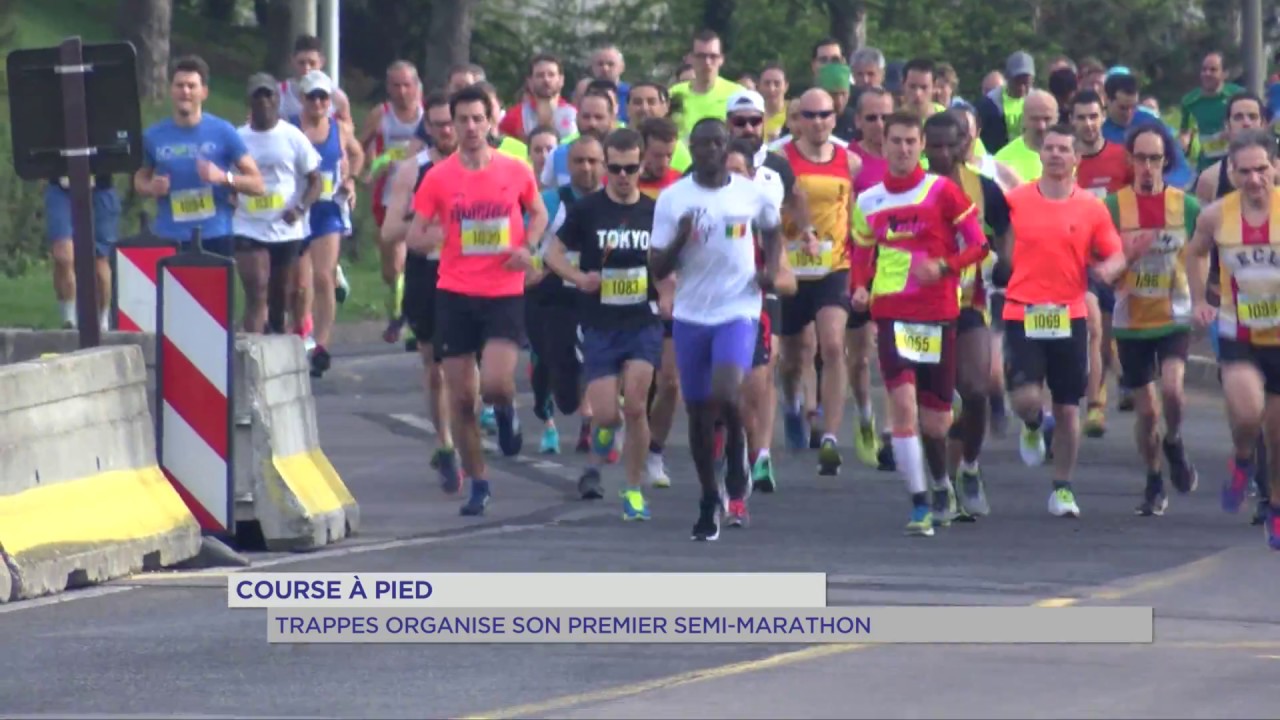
[{"x1": 461, "y1": 548, "x2": 1240, "y2": 719}]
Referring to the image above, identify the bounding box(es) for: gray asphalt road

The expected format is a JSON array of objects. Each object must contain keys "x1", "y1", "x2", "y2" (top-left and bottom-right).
[{"x1": 1, "y1": 341, "x2": 1275, "y2": 720}]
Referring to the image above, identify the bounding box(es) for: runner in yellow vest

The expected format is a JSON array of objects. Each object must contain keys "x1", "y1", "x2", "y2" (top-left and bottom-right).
[{"x1": 1105, "y1": 125, "x2": 1201, "y2": 517}]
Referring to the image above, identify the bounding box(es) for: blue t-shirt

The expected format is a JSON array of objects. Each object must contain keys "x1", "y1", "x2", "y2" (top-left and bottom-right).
[
  {"x1": 1102, "y1": 108, "x2": 1193, "y2": 189},
  {"x1": 616, "y1": 81, "x2": 632, "y2": 124},
  {"x1": 1268, "y1": 82, "x2": 1280, "y2": 129},
  {"x1": 143, "y1": 114, "x2": 248, "y2": 241}
]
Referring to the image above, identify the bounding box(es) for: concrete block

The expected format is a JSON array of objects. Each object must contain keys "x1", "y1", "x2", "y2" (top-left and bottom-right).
[
  {"x1": 0, "y1": 329, "x2": 158, "y2": 412},
  {"x1": 0, "y1": 346, "x2": 200, "y2": 603},
  {"x1": 234, "y1": 334, "x2": 358, "y2": 551}
]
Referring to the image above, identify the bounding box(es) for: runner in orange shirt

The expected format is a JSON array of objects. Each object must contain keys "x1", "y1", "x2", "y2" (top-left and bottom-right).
[
  {"x1": 1001, "y1": 123, "x2": 1127, "y2": 518},
  {"x1": 408, "y1": 85, "x2": 550, "y2": 517}
]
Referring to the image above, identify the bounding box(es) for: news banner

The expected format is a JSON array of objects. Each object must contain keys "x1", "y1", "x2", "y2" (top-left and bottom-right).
[{"x1": 228, "y1": 573, "x2": 1154, "y2": 644}]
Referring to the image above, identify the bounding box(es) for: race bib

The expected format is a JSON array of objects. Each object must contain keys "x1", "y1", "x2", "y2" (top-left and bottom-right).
[
  {"x1": 562, "y1": 251, "x2": 580, "y2": 287},
  {"x1": 320, "y1": 172, "x2": 337, "y2": 201},
  {"x1": 245, "y1": 192, "x2": 286, "y2": 215},
  {"x1": 1201, "y1": 131, "x2": 1229, "y2": 158},
  {"x1": 1024, "y1": 303, "x2": 1070, "y2": 339},
  {"x1": 529, "y1": 254, "x2": 544, "y2": 272},
  {"x1": 893, "y1": 322, "x2": 942, "y2": 364},
  {"x1": 460, "y1": 218, "x2": 510, "y2": 256},
  {"x1": 1129, "y1": 270, "x2": 1172, "y2": 298},
  {"x1": 385, "y1": 142, "x2": 411, "y2": 162},
  {"x1": 601, "y1": 267, "x2": 648, "y2": 305},
  {"x1": 787, "y1": 240, "x2": 834, "y2": 279},
  {"x1": 1237, "y1": 295, "x2": 1280, "y2": 329},
  {"x1": 170, "y1": 188, "x2": 215, "y2": 223}
]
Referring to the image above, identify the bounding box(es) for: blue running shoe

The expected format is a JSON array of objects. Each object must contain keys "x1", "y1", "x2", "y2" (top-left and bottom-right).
[
  {"x1": 784, "y1": 411, "x2": 808, "y2": 451},
  {"x1": 540, "y1": 425, "x2": 560, "y2": 454},
  {"x1": 494, "y1": 404, "x2": 523, "y2": 457},
  {"x1": 1267, "y1": 505, "x2": 1280, "y2": 550},
  {"x1": 460, "y1": 479, "x2": 490, "y2": 516},
  {"x1": 480, "y1": 405, "x2": 497, "y2": 435},
  {"x1": 622, "y1": 488, "x2": 650, "y2": 521},
  {"x1": 1223, "y1": 459, "x2": 1252, "y2": 514}
]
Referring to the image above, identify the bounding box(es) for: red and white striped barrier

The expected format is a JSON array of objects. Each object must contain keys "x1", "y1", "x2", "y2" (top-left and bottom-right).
[
  {"x1": 155, "y1": 250, "x2": 236, "y2": 535},
  {"x1": 110, "y1": 235, "x2": 178, "y2": 332}
]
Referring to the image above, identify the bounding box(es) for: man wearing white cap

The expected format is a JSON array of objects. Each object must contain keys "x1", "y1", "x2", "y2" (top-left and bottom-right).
[{"x1": 234, "y1": 73, "x2": 323, "y2": 335}]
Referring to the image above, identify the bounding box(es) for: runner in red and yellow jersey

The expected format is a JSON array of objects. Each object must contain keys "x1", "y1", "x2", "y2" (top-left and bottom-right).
[
  {"x1": 925, "y1": 109, "x2": 1012, "y2": 523},
  {"x1": 408, "y1": 85, "x2": 549, "y2": 518},
  {"x1": 1186, "y1": 129, "x2": 1280, "y2": 550},
  {"x1": 1002, "y1": 123, "x2": 1126, "y2": 519},
  {"x1": 850, "y1": 111, "x2": 989, "y2": 536},
  {"x1": 1105, "y1": 123, "x2": 1201, "y2": 517},
  {"x1": 778, "y1": 87, "x2": 862, "y2": 476}
]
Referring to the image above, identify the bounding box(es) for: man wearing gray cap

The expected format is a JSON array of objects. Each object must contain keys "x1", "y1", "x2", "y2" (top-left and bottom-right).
[
  {"x1": 976, "y1": 51, "x2": 1036, "y2": 154},
  {"x1": 233, "y1": 73, "x2": 323, "y2": 335}
]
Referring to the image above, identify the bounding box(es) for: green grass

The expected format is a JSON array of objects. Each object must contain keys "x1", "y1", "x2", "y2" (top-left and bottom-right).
[{"x1": 0, "y1": 0, "x2": 386, "y2": 329}]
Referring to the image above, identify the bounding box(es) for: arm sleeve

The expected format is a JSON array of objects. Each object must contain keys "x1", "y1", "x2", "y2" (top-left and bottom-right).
[
  {"x1": 849, "y1": 201, "x2": 876, "y2": 290},
  {"x1": 1091, "y1": 202, "x2": 1124, "y2": 260},
  {"x1": 411, "y1": 173, "x2": 438, "y2": 221},
  {"x1": 941, "y1": 182, "x2": 988, "y2": 271},
  {"x1": 649, "y1": 193, "x2": 676, "y2": 250}
]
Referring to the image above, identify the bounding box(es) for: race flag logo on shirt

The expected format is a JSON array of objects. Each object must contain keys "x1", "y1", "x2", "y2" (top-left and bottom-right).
[{"x1": 725, "y1": 222, "x2": 749, "y2": 240}]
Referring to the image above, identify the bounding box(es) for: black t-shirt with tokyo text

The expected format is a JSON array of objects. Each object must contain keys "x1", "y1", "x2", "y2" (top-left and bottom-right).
[{"x1": 558, "y1": 189, "x2": 659, "y2": 330}]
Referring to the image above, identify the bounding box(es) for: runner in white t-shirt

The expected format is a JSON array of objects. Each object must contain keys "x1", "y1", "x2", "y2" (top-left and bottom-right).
[
  {"x1": 234, "y1": 74, "x2": 323, "y2": 334},
  {"x1": 650, "y1": 118, "x2": 783, "y2": 542}
]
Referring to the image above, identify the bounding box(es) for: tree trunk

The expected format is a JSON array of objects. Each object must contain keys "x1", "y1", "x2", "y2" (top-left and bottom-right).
[
  {"x1": 424, "y1": 0, "x2": 476, "y2": 90},
  {"x1": 117, "y1": 0, "x2": 172, "y2": 102},
  {"x1": 701, "y1": 0, "x2": 736, "y2": 51},
  {"x1": 824, "y1": 0, "x2": 866, "y2": 54},
  {"x1": 262, "y1": 0, "x2": 293, "y2": 79}
]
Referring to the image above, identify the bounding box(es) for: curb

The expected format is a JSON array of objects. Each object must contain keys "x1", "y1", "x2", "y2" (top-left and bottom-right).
[{"x1": 329, "y1": 320, "x2": 387, "y2": 347}]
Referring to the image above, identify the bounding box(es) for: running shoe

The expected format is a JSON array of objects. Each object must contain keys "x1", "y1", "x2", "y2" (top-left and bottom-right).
[
  {"x1": 309, "y1": 345, "x2": 331, "y2": 379},
  {"x1": 459, "y1": 479, "x2": 490, "y2": 516},
  {"x1": 1266, "y1": 505, "x2": 1280, "y2": 550},
  {"x1": 1020, "y1": 422, "x2": 1046, "y2": 467},
  {"x1": 1049, "y1": 487, "x2": 1080, "y2": 518},
  {"x1": 1134, "y1": 472, "x2": 1167, "y2": 517},
  {"x1": 540, "y1": 425, "x2": 560, "y2": 454},
  {"x1": 957, "y1": 466, "x2": 989, "y2": 517},
  {"x1": 382, "y1": 316, "x2": 404, "y2": 344},
  {"x1": 1083, "y1": 405, "x2": 1106, "y2": 438},
  {"x1": 692, "y1": 496, "x2": 721, "y2": 541},
  {"x1": 480, "y1": 405, "x2": 498, "y2": 435},
  {"x1": 905, "y1": 505, "x2": 934, "y2": 536},
  {"x1": 621, "y1": 488, "x2": 649, "y2": 521},
  {"x1": 578, "y1": 467, "x2": 604, "y2": 500},
  {"x1": 1222, "y1": 459, "x2": 1251, "y2": 513},
  {"x1": 1253, "y1": 500, "x2": 1269, "y2": 527},
  {"x1": 727, "y1": 498, "x2": 749, "y2": 527},
  {"x1": 784, "y1": 410, "x2": 808, "y2": 451},
  {"x1": 434, "y1": 447, "x2": 461, "y2": 495},
  {"x1": 646, "y1": 452, "x2": 671, "y2": 488},
  {"x1": 931, "y1": 484, "x2": 957, "y2": 527},
  {"x1": 876, "y1": 432, "x2": 896, "y2": 472},
  {"x1": 818, "y1": 437, "x2": 842, "y2": 476},
  {"x1": 854, "y1": 416, "x2": 881, "y2": 467},
  {"x1": 752, "y1": 454, "x2": 776, "y2": 493},
  {"x1": 494, "y1": 404, "x2": 523, "y2": 457},
  {"x1": 576, "y1": 423, "x2": 591, "y2": 452},
  {"x1": 1163, "y1": 438, "x2": 1198, "y2": 494},
  {"x1": 1117, "y1": 387, "x2": 1135, "y2": 412}
]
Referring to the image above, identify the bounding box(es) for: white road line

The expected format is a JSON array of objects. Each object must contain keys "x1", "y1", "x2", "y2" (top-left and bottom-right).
[{"x1": 0, "y1": 586, "x2": 135, "y2": 615}]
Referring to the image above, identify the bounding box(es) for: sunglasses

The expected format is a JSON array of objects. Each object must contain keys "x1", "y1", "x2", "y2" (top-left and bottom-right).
[
  {"x1": 801, "y1": 109, "x2": 835, "y2": 120},
  {"x1": 306, "y1": 92, "x2": 330, "y2": 102},
  {"x1": 862, "y1": 113, "x2": 886, "y2": 122},
  {"x1": 730, "y1": 115, "x2": 764, "y2": 128},
  {"x1": 607, "y1": 163, "x2": 641, "y2": 175}
]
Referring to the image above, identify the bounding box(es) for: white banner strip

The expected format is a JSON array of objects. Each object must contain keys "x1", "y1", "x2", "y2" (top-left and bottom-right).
[
  {"x1": 229, "y1": 573, "x2": 828, "y2": 609},
  {"x1": 265, "y1": 607, "x2": 1154, "y2": 644}
]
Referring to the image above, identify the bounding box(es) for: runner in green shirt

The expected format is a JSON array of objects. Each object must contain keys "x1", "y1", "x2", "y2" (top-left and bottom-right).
[
  {"x1": 1180, "y1": 52, "x2": 1245, "y2": 172},
  {"x1": 669, "y1": 29, "x2": 745, "y2": 139}
]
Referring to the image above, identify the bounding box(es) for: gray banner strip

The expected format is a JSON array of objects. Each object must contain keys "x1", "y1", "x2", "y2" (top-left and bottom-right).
[{"x1": 266, "y1": 607, "x2": 1153, "y2": 644}]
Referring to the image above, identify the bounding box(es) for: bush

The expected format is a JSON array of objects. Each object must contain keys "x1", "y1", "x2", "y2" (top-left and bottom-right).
[{"x1": 0, "y1": 118, "x2": 48, "y2": 278}]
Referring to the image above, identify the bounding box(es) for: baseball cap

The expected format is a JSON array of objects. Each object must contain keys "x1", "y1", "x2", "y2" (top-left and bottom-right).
[
  {"x1": 817, "y1": 63, "x2": 852, "y2": 92},
  {"x1": 726, "y1": 89, "x2": 765, "y2": 116},
  {"x1": 247, "y1": 72, "x2": 277, "y2": 97},
  {"x1": 1107, "y1": 65, "x2": 1132, "y2": 77},
  {"x1": 1006, "y1": 51, "x2": 1035, "y2": 79},
  {"x1": 298, "y1": 70, "x2": 333, "y2": 96}
]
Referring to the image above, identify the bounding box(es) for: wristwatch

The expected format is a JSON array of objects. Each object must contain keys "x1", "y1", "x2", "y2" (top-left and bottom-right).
[{"x1": 224, "y1": 170, "x2": 236, "y2": 188}]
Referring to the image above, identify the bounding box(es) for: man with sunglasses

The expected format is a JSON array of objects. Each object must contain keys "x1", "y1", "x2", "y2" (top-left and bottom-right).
[
  {"x1": 778, "y1": 88, "x2": 862, "y2": 477},
  {"x1": 727, "y1": 90, "x2": 802, "y2": 493},
  {"x1": 292, "y1": 70, "x2": 365, "y2": 378},
  {"x1": 545, "y1": 129, "x2": 661, "y2": 520}
]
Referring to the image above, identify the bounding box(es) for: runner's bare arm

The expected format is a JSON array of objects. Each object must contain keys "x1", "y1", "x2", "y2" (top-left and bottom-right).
[
  {"x1": 523, "y1": 192, "x2": 550, "y2": 251},
  {"x1": 994, "y1": 160, "x2": 1023, "y2": 191},
  {"x1": 228, "y1": 154, "x2": 266, "y2": 196},
  {"x1": 1194, "y1": 164, "x2": 1218, "y2": 206},
  {"x1": 341, "y1": 122, "x2": 367, "y2": 181},
  {"x1": 773, "y1": 241, "x2": 797, "y2": 296},
  {"x1": 133, "y1": 166, "x2": 166, "y2": 197},
  {"x1": 332, "y1": 89, "x2": 354, "y2": 126},
  {"x1": 650, "y1": 213, "x2": 693, "y2": 281},
  {"x1": 380, "y1": 161, "x2": 419, "y2": 245},
  {"x1": 545, "y1": 236, "x2": 589, "y2": 288},
  {"x1": 1185, "y1": 200, "x2": 1220, "y2": 313},
  {"x1": 359, "y1": 104, "x2": 384, "y2": 156}
]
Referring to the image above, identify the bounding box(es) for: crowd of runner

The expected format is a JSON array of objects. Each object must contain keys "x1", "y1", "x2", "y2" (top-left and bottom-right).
[{"x1": 39, "y1": 30, "x2": 1280, "y2": 548}]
